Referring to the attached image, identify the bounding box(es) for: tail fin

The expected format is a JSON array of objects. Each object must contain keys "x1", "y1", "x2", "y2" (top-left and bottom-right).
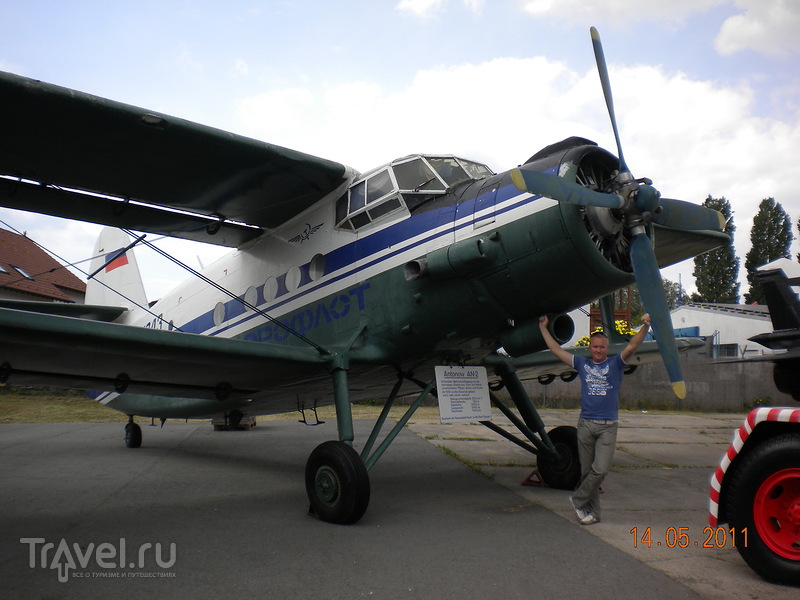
[
  {"x1": 85, "y1": 227, "x2": 148, "y2": 311},
  {"x1": 757, "y1": 258, "x2": 800, "y2": 331}
]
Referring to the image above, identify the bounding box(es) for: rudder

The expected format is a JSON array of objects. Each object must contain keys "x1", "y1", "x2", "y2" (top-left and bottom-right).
[{"x1": 85, "y1": 227, "x2": 148, "y2": 311}]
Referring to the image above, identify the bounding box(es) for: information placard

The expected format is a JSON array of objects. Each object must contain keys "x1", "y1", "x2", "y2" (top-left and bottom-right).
[{"x1": 434, "y1": 366, "x2": 492, "y2": 423}]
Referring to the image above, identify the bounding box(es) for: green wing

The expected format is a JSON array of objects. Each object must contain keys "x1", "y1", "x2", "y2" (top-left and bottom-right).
[
  {"x1": 0, "y1": 71, "x2": 351, "y2": 247},
  {"x1": 0, "y1": 307, "x2": 326, "y2": 401}
]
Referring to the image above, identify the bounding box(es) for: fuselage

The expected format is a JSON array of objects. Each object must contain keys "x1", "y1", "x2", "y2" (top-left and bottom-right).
[{"x1": 131, "y1": 140, "x2": 632, "y2": 372}]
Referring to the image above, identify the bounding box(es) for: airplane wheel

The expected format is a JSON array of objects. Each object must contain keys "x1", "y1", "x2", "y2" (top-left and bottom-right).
[
  {"x1": 725, "y1": 433, "x2": 800, "y2": 585},
  {"x1": 537, "y1": 425, "x2": 580, "y2": 490},
  {"x1": 305, "y1": 441, "x2": 370, "y2": 524},
  {"x1": 124, "y1": 422, "x2": 142, "y2": 448}
]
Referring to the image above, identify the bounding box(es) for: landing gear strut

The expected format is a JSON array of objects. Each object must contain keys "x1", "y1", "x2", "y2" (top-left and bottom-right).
[
  {"x1": 305, "y1": 358, "x2": 434, "y2": 524},
  {"x1": 483, "y1": 358, "x2": 581, "y2": 490}
]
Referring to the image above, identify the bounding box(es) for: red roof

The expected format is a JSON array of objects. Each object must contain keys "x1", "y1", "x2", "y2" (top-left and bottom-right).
[{"x1": 0, "y1": 228, "x2": 86, "y2": 302}]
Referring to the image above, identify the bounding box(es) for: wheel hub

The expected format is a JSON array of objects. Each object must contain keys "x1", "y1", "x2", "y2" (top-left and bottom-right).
[
  {"x1": 787, "y1": 497, "x2": 800, "y2": 526},
  {"x1": 315, "y1": 466, "x2": 341, "y2": 505},
  {"x1": 754, "y1": 467, "x2": 800, "y2": 560}
]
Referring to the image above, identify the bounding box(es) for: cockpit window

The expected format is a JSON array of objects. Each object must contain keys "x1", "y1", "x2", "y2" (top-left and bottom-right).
[
  {"x1": 336, "y1": 155, "x2": 493, "y2": 231},
  {"x1": 393, "y1": 158, "x2": 444, "y2": 192},
  {"x1": 427, "y1": 157, "x2": 469, "y2": 187}
]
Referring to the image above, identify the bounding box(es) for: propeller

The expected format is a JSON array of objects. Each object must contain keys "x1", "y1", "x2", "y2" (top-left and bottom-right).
[{"x1": 510, "y1": 27, "x2": 727, "y2": 399}]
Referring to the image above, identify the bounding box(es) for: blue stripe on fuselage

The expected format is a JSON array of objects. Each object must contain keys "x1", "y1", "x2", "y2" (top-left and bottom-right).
[{"x1": 177, "y1": 174, "x2": 553, "y2": 338}]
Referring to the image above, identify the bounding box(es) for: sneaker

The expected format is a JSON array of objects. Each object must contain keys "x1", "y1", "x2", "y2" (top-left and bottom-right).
[
  {"x1": 579, "y1": 513, "x2": 598, "y2": 525},
  {"x1": 569, "y1": 496, "x2": 588, "y2": 521}
]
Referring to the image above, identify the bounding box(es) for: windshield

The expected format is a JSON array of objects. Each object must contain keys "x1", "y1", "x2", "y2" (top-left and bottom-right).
[{"x1": 336, "y1": 154, "x2": 493, "y2": 230}]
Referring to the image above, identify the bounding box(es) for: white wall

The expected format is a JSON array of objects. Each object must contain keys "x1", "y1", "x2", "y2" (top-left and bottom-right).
[{"x1": 671, "y1": 305, "x2": 772, "y2": 355}]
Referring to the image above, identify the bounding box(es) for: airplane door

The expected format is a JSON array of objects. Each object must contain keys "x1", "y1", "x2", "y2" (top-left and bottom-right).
[{"x1": 472, "y1": 179, "x2": 498, "y2": 229}]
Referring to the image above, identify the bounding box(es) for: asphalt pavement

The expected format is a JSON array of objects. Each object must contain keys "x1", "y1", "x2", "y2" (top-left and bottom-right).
[{"x1": 0, "y1": 409, "x2": 796, "y2": 599}]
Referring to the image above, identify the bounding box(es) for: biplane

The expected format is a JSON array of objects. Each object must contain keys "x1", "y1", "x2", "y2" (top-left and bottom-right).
[{"x1": 0, "y1": 28, "x2": 726, "y2": 523}]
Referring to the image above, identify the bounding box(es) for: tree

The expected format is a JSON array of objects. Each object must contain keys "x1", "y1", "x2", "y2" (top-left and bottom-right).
[
  {"x1": 629, "y1": 278, "x2": 688, "y2": 322},
  {"x1": 744, "y1": 197, "x2": 793, "y2": 304},
  {"x1": 691, "y1": 196, "x2": 739, "y2": 303}
]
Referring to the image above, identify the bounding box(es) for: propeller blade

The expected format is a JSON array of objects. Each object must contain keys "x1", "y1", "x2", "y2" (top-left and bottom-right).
[
  {"x1": 629, "y1": 231, "x2": 686, "y2": 399},
  {"x1": 590, "y1": 26, "x2": 628, "y2": 174},
  {"x1": 511, "y1": 168, "x2": 624, "y2": 209},
  {"x1": 652, "y1": 198, "x2": 726, "y2": 231}
]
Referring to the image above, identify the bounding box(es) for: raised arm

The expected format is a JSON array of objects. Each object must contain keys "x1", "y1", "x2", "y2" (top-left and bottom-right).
[
  {"x1": 620, "y1": 313, "x2": 651, "y2": 363},
  {"x1": 538, "y1": 316, "x2": 574, "y2": 367}
]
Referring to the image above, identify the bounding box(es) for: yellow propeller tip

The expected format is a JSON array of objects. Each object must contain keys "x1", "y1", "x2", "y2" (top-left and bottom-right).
[
  {"x1": 590, "y1": 26, "x2": 600, "y2": 40},
  {"x1": 672, "y1": 381, "x2": 686, "y2": 400},
  {"x1": 510, "y1": 169, "x2": 526, "y2": 192}
]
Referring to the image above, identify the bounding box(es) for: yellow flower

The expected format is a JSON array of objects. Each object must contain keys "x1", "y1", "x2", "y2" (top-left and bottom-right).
[{"x1": 576, "y1": 321, "x2": 634, "y2": 346}]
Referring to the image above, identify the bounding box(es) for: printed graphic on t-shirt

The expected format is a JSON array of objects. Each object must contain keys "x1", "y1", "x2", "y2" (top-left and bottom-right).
[{"x1": 583, "y1": 362, "x2": 611, "y2": 396}]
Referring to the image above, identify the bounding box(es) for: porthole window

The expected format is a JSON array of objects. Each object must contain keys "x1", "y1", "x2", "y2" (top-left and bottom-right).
[
  {"x1": 244, "y1": 286, "x2": 258, "y2": 310},
  {"x1": 309, "y1": 254, "x2": 325, "y2": 281},
  {"x1": 264, "y1": 277, "x2": 278, "y2": 302},
  {"x1": 285, "y1": 265, "x2": 302, "y2": 291},
  {"x1": 213, "y1": 302, "x2": 225, "y2": 326}
]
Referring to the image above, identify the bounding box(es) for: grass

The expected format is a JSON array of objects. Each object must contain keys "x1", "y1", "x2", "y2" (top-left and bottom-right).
[
  {"x1": 0, "y1": 387, "x2": 447, "y2": 424},
  {"x1": 0, "y1": 388, "x2": 129, "y2": 424}
]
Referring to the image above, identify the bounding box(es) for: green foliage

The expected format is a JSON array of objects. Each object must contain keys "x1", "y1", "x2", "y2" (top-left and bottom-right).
[
  {"x1": 628, "y1": 279, "x2": 688, "y2": 323},
  {"x1": 744, "y1": 198, "x2": 793, "y2": 304},
  {"x1": 691, "y1": 196, "x2": 739, "y2": 303}
]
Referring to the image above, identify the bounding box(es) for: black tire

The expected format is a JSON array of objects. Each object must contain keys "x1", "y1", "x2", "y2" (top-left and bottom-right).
[
  {"x1": 538, "y1": 374, "x2": 555, "y2": 385},
  {"x1": 537, "y1": 425, "x2": 581, "y2": 490},
  {"x1": 725, "y1": 433, "x2": 800, "y2": 586},
  {"x1": 124, "y1": 422, "x2": 142, "y2": 448},
  {"x1": 305, "y1": 441, "x2": 370, "y2": 524}
]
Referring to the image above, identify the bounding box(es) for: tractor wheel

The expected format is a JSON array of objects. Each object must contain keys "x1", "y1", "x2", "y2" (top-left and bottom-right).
[
  {"x1": 305, "y1": 441, "x2": 370, "y2": 524},
  {"x1": 725, "y1": 433, "x2": 800, "y2": 585}
]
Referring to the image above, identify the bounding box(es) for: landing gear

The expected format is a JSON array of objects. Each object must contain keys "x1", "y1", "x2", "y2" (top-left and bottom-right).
[
  {"x1": 124, "y1": 417, "x2": 142, "y2": 448},
  {"x1": 725, "y1": 433, "x2": 800, "y2": 585},
  {"x1": 537, "y1": 425, "x2": 581, "y2": 490},
  {"x1": 305, "y1": 441, "x2": 370, "y2": 524}
]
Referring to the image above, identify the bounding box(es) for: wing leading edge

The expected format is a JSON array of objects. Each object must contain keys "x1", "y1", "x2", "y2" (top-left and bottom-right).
[{"x1": 0, "y1": 71, "x2": 353, "y2": 246}]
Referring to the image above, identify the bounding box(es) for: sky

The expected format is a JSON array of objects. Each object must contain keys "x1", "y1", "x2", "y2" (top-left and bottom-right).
[{"x1": 0, "y1": 0, "x2": 798, "y2": 301}]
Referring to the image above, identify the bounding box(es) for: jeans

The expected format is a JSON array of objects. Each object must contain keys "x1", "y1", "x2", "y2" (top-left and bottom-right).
[{"x1": 571, "y1": 418, "x2": 618, "y2": 520}]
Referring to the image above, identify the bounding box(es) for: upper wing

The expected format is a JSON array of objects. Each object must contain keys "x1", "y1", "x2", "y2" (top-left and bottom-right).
[
  {"x1": 0, "y1": 71, "x2": 353, "y2": 247},
  {"x1": 653, "y1": 225, "x2": 729, "y2": 269},
  {"x1": 0, "y1": 306, "x2": 326, "y2": 401}
]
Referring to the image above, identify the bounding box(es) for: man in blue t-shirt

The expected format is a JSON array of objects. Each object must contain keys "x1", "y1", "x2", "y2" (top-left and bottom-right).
[{"x1": 539, "y1": 313, "x2": 650, "y2": 524}]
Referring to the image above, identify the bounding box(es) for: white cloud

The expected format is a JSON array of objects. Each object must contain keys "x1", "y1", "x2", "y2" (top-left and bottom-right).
[
  {"x1": 176, "y1": 43, "x2": 204, "y2": 74},
  {"x1": 234, "y1": 55, "x2": 800, "y2": 295},
  {"x1": 520, "y1": 0, "x2": 727, "y2": 24},
  {"x1": 395, "y1": 0, "x2": 484, "y2": 18},
  {"x1": 395, "y1": 0, "x2": 448, "y2": 18},
  {"x1": 234, "y1": 58, "x2": 249, "y2": 76},
  {"x1": 715, "y1": 0, "x2": 800, "y2": 57}
]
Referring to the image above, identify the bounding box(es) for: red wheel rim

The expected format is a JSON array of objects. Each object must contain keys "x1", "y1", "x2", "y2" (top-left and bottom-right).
[{"x1": 753, "y1": 467, "x2": 800, "y2": 560}]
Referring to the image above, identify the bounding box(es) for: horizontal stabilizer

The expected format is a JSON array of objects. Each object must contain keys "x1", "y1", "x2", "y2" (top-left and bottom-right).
[{"x1": 0, "y1": 299, "x2": 126, "y2": 322}]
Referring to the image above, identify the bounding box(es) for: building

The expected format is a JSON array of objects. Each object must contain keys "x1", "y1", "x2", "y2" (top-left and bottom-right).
[
  {"x1": 671, "y1": 302, "x2": 772, "y2": 358},
  {"x1": 0, "y1": 227, "x2": 85, "y2": 303}
]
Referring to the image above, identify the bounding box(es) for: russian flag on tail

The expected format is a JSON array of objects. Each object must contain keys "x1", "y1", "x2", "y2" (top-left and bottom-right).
[{"x1": 104, "y1": 249, "x2": 129, "y2": 272}]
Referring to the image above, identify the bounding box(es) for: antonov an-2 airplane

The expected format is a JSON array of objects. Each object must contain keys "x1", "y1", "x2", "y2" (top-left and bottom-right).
[{"x1": 0, "y1": 29, "x2": 727, "y2": 523}]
